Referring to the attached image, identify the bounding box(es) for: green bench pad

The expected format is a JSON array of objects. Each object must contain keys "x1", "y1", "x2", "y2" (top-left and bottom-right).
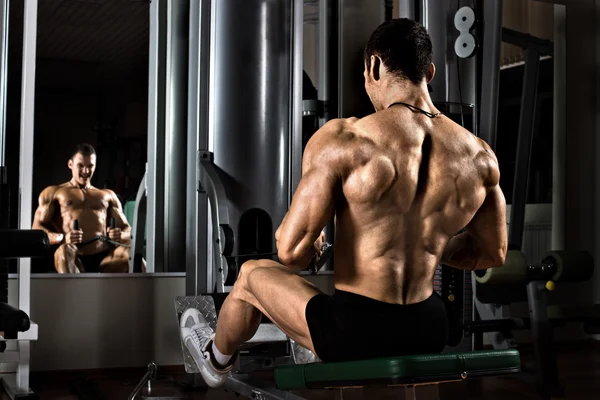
[{"x1": 274, "y1": 349, "x2": 521, "y2": 390}]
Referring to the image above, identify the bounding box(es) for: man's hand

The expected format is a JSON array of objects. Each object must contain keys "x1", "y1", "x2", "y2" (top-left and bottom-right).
[
  {"x1": 305, "y1": 231, "x2": 327, "y2": 269},
  {"x1": 66, "y1": 229, "x2": 83, "y2": 244},
  {"x1": 107, "y1": 227, "x2": 122, "y2": 242},
  {"x1": 313, "y1": 231, "x2": 326, "y2": 261}
]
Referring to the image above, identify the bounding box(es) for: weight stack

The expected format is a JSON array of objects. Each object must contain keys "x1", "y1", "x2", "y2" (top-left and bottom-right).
[{"x1": 435, "y1": 264, "x2": 474, "y2": 351}]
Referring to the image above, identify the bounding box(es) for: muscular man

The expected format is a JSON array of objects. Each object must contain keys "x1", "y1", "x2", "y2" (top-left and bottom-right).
[
  {"x1": 180, "y1": 18, "x2": 508, "y2": 387},
  {"x1": 32, "y1": 143, "x2": 131, "y2": 273}
]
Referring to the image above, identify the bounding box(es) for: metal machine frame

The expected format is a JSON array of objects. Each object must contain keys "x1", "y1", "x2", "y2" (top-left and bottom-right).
[
  {"x1": 471, "y1": 6, "x2": 571, "y2": 399},
  {"x1": 1, "y1": 0, "x2": 39, "y2": 398}
]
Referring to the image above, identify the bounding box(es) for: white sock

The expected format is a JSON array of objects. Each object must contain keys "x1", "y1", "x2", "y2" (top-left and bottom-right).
[{"x1": 211, "y1": 342, "x2": 232, "y2": 367}]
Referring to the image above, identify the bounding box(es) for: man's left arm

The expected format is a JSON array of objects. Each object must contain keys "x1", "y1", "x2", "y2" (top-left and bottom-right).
[{"x1": 106, "y1": 190, "x2": 132, "y2": 244}]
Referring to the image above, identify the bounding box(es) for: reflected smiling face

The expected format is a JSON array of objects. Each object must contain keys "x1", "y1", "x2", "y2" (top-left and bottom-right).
[{"x1": 68, "y1": 152, "x2": 96, "y2": 188}]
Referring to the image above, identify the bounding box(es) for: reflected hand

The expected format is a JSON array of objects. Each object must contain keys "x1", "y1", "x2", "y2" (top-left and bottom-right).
[
  {"x1": 66, "y1": 229, "x2": 83, "y2": 244},
  {"x1": 108, "y1": 227, "x2": 122, "y2": 242}
]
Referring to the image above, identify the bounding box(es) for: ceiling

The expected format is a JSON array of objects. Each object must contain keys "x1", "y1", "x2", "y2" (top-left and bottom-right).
[
  {"x1": 3, "y1": 0, "x2": 554, "y2": 91},
  {"x1": 8, "y1": 0, "x2": 149, "y2": 91}
]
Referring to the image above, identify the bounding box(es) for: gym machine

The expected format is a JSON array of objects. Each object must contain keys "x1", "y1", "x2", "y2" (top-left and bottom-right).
[
  {"x1": 173, "y1": 1, "x2": 521, "y2": 399},
  {"x1": 0, "y1": 0, "x2": 43, "y2": 398},
  {"x1": 454, "y1": 5, "x2": 600, "y2": 400}
]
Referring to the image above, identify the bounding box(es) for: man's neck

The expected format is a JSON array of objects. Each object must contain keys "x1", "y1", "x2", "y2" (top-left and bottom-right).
[
  {"x1": 380, "y1": 81, "x2": 437, "y2": 113},
  {"x1": 70, "y1": 179, "x2": 91, "y2": 190}
]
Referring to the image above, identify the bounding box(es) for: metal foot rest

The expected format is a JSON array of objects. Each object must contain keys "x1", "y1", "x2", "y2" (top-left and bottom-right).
[{"x1": 274, "y1": 349, "x2": 521, "y2": 390}]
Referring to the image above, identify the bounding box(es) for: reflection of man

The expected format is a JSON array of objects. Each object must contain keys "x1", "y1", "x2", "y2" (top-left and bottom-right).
[
  {"x1": 179, "y1": 18, "x2": 507, "y2": 388},
  {"x1": 32, "y1": 143, "x2": 131, "y2": 273}
]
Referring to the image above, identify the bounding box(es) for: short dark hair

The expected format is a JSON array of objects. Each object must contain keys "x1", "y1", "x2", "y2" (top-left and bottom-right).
[
  {"x1": 364, "y1": 18, "x2": 433, "y2": 85},
  {"x1": 71, "y1": 143, "x2": 96, "y2": 159}
]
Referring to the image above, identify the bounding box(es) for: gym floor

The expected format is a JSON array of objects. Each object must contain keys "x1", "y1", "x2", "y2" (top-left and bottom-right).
[{"x1": 2, "y1": 341, "x2": 598, "y2": 399}]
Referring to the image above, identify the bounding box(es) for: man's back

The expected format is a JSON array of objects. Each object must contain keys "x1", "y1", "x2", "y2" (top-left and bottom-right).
[{"x1": 313, "y1": 107, "x2": 502, "y2": 305}]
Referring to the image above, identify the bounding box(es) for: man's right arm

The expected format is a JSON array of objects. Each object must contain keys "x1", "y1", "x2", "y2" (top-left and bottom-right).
[
  {"x1": 32, "y1": 186, "x2": 64, "y2": 246},
  {"x1": 441, "y1": 185, "x2": 508, "y2": 271}
]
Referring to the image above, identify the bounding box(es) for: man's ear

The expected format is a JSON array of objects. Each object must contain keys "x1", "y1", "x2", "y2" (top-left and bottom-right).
[
  {"x1": 427, "y1": 63, "x2": 436, "y2": 83},
  {"x1": 68, "y1": 159, "x2": 73, "y2": 169},
  {"x1": 371, "y1": 55, "x2": 381, "y2": 81}
]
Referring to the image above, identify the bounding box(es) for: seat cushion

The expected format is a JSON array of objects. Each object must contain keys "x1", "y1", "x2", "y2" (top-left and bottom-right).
[{"x1": 275, "y1": 349, "x2": 521, "y2": 390}]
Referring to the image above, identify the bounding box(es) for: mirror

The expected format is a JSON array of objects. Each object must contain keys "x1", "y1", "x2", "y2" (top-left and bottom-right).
[{"x1": 19, "y1": 0, "x2": 150, "y2": 275}]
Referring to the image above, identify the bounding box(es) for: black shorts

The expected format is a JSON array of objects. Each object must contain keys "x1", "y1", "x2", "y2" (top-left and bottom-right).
[
  {"x1": 305, "y1": 289, "x2": 448, "y2": 362},
  {"x1": 78, "y1": 249, "x2": 111, "y2": 273}
]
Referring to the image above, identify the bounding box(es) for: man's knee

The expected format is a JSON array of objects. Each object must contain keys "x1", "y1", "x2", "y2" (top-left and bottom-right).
[{"x1": 55, "y1": 243, "x2": 77, "y2": 260}]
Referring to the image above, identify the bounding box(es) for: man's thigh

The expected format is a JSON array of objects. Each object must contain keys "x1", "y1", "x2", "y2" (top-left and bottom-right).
[{"x1": 243, "y1": 261, "x2": 323, "y2": 352}]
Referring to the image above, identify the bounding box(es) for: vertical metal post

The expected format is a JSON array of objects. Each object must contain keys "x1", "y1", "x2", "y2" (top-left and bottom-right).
[
  {"x1": 290, "y1": 0, "x2": 304, "y2": 196},
  {"x1": 318, "y1": 0, "x2": 336, "y2": 271},
  {"x1": 317, "y1": 0, "x2": 329, "y2": 127},
  {"x1": 18, "y1": 0, "x2": 37, "y2": 318},
  {"x1": 552, "y1": 1, "x2": 566, "y2": 253},
  {"x1": 187, "y1": 0, "x2": 212, "y2": 295},
  {"x1": 478, "y1": 0, "x2": 502, "y2": 150},
  {"x1": 0, "y1": 0, "x2": 8, "y2": 165},
  {"x1": 396, "y1": 0, "x2": 415, "y2": 19},
  {"x1": 146, "y1": 0, "x2": 167, "y2": 273},
  {"x1": 508, "y1": 49, "x2": 540, "y2": 249},
  {"x1": 16, "y1": 0, "x2": 37, "y2": 395},
  {"x1": 164, "y1": 0, "x2": 189, "y2": 273}
]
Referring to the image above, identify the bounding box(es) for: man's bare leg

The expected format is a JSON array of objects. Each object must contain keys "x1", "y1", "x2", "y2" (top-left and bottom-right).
[
  {"x1": 214, "y1": 259, "x2": 322, "y2": 356},
  {"x1": 54, "y1": 244, "x2": 84, "y2": 273},
  {"x1": 100, "y1": 246, "x2": 129, "y2": 273}
]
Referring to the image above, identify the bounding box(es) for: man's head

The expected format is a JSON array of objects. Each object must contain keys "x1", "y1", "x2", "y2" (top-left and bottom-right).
[
  {"x1": 68, "y1": 143, "x2": 96, "y2": 187},
  {"x1": 363, "y1": 18, "x2": 434, "y2": 111}
]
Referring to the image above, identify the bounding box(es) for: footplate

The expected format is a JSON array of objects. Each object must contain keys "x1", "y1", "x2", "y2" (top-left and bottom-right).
[
  {"x1": 175, "y1": 296, "x2": 219, "y2": 373},
  {"x1": 175, "y1": 295, "x2": 297, "y2": 373}
]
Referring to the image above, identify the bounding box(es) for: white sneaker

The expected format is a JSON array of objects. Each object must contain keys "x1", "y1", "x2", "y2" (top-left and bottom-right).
[{"x1": 179, "y1": 308, "x2": 233, "y2": 388}]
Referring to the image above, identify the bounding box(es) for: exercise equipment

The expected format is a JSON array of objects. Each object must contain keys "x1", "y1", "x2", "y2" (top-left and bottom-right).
[
  {"x1": 73, "y1": 219, "x2": 131, "y2": 249},
  {"x1": 0, "y1": 229, "x2": 47, "y2": 399},
  {"x1": 275, "y1": 349, "x2": 520, "y2": 396},
  {"x1": 469, "y1": 250, "x2": 595, "y2": 399},
  {"x1": 175, "y1": 295, "x2": 521, "y2": 399}
]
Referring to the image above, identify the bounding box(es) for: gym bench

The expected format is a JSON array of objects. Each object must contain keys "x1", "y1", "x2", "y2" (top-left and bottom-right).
[
  {"x1": 274, "y1": 349, "x2": 521, "y2": 399},
  {"x1": 176, "y1": 296, "x2": 521, "y2": 399}
]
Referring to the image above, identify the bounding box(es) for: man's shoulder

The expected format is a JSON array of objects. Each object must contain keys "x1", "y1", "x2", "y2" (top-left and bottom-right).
[
  {"x1": 40, "y1": 184, "x2": 67, "y2": 199},
  {"x1": 303, "y1": 118, "x2": 367, "y2": 175}
]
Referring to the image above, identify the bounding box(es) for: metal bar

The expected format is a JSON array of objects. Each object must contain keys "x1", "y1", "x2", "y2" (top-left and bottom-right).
[
  {"x1": 419, "y1": 0, "x2": 428, "y2": 25},
  {"x1": 18, "y1": 0, "x2": 38, "y2": 322},
  {"x1": 15, "y1": 341, "x2": 30, "y2": 394},
  {"x1": 473, "y1": 299, "x2": 511, "y2": 349},
  {"x1": 0, "y1": 0, "x2": 9, "y2": 166},
  {"x1": 187, "y1": 0, "x2": 211, "y2": 295},
  {"x1": 502, "y1": 28, "x2": 554, "y2": 54},
  {"x1": 13, "y1": 4, "x2": 38, "y2": 387},
  {"x1": 317, "y1": 0, "x2": 329, "y2": 126},
  {"x1": 225, "y1": 375, "x2": 307, "y2": 400},
  {"x1": 526, "y1": 281, "x2": 563, "y2": 398},
  {"x1": 478, "y1": 0, "x2": 502, "y2": 150},
  {"x1": 290, "y1": 0, "x2": 304, "y2": 196},
  {"x1": 198, "y1": 152, "x2": 231, "y2": 293},
  {"x1": 397, "y1": 0, "x2": 415, "y2": 19},
  {"x1": 508, "y1": 50, "x2": 540, "y2": 249},
  {"x1": 164, "y1": 0, "x2": 189, "y2": 273},
  {"x1": 146, "y1": 0, "x2": 167, "y2": 273},
  {"x1": 129, "y1": 167, "x2": 147, "y2": 272},
  {"x1": 552, "y1": 4, "x2": 565, "y2": 251}
]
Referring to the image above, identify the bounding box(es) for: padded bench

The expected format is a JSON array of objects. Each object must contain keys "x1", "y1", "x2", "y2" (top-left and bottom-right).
[{"x1": 274, "y1": 349, "x2": 520, "y2": 397}]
